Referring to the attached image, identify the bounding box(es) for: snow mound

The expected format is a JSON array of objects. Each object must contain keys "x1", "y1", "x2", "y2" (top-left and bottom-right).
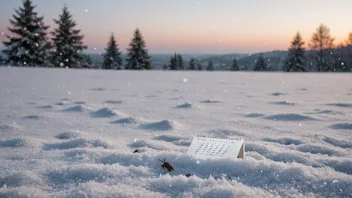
[
  {"x1": 0, "y1": 138, "x2": 40, "y2": 148},
  {"x1": 37, "y1": 105, "x2": 53, "y2": 109},
  {"x1": 146, "y1": 95, "x2": 158, "y2": 98},
  {"x1": 129, "y1": 140, "x2": 167, "y2": 150},
  {"x1": 0, "y1": 171, "x2": 45, "y2": 188},
  {"x1": 327, "y1": 103, "x2": 352, "y2": 108},
  {"x1": 148, "y1": 175, "x2": 274, "y2": 198},
  {"x1": 0, "y1": 187, "x2": 49, "y2": 198},
  {"x1": 21, "y1": 115, "x2": 44, "y2": 120},
  {"x1": 330, "y1": 123, "x2": 352, "y2": 130},
  {"x1": 90, "y1": 108, "x2": 121, "y2": 118},
  {"x1": 208, "y1": 129, "x2": 246, "y2": 137},
  {"x1": 245, "y1": 113, "x2": 265, "y2": 118},
  {"x1": 175, "y1": 102, "x2": 193, "y2": 109},
  {"x1": 55, "y1": 132, "x2": 83, "y2": 140},
  {"x1": 262, "y1": 137, "x2": 302, "y2": 145},
  {"x1": 0, "y1": 123, "x2": 21, "y2": 132},
  {"x1": 43, "y1": 138, "x2": 113, "y2": 150},
  {"x1": 200, "y1": 100, "x2": 223, "y2": 104},
  {"x1": 90, "y1": 88, "x2": 105, "y2": 91},
  {"x1": 172, "y1": 140, "x2": 192, "y2": 146},
  {"x1": 270, "y1": 101, "x2": 297, "y2": 106},
  {"x1": 270, "y1": 92, "x2": 288, "y2": 96},
  {"x1": 153, "y1": 135, "x2": 191, "y2": 147},
  {"x1": 139, "y1": 120, "x2": 178, "y2": 131},
  {"x1": 264, "y1": 114, "x2": 316, "y2": 121},
  {"x1": 296, "y1": 144, "x2": 344, "y2": 156},
  {"x1": 110, "y1": 117, "x2": 142, "y2": 125},
  {"x1": 46, "y1": 164, "x2": 150, "y2": 186},
  {"x1": 101, "y1": 152, "x2": 352, "y2": 197},
  {"x1": 309, "y1": 109, "x2": 344, "y2": 115},
  {"x1": 323, "y1": 136, "x2": 352, "y2": 148},
  {"x1": 59, "y1": 182, "x2": 165, "y2": 198},
  {"x1": 62, "y1": 105, "x2": 88, "y2": 113},
  {"x1": 320, "y1": 158, "x2": 352, "y2": 175},
  {"x1": 56, "y1": 100, "x2": 70, "y2": 106},
  {"x1": 104, "y1": 100, "x2": 122, "y2": 104},
  {"x1": 153, "y1": 135, "x2": 184, "y2": 142}
]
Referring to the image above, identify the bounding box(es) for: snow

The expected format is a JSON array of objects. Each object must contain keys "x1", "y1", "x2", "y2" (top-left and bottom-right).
[{"x1": 0, "y1": 67, "x2": 351, "y2": 197}]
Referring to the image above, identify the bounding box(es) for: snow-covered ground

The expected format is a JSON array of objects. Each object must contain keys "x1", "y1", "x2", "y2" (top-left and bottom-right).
[{"x1": 0, "y1": 67, "x2": 351, "y2": 197}]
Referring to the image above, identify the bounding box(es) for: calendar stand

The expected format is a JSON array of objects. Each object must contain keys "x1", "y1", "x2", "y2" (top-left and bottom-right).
[{"x1": 186, "y1": 136, "x2": 245, "y2": 160}]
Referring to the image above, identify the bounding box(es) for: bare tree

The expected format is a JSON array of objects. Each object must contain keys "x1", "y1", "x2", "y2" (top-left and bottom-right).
[{"x1": 309, "y1": 24, "x2": 334, "y2": 72}]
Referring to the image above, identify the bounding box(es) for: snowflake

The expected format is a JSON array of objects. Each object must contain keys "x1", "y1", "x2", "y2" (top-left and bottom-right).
[
  {"x1": 341, "y1": 62, "x2": 345, "y2": 66},
  {"x1": 60, "y1": 62, "x2": 64, "y2": 67}
]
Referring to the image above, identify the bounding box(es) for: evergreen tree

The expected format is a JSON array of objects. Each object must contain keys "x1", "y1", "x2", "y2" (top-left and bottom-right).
[
  {"x1": 82, "y1": 54, "x2": 93, "y2": 68},
  {"x1": 206, "y1": 61, "x2": 214, "y2": 71},
  {"x1": 51, "y1": 6, "x2": 87, "y2": 68},
  {"x1": 125, "y1": 28, "x2": 152, "y2": 70},
  {"x1": 284, "y1": 32, "x2": 306, "y2": 72},
  {"x1": 309, "y1": 24, "x2": 334, "y2": 72},
  {"x1": 197, "y1": 62, "x2": 202, "y2": 71},
  {"x1": 2, "y1": 0, "x2": 51, "y2": 66},
  {"x1": 177, "y1": 54, "x2": 184, "y2": 70},
  {"x1": 0, "y1": 55, "x2": 4, "y2": 65},
  {"x1": 169, "y1": 53, "x2": 178, "y2": 70},
  {"x1": 188, "y1": 58, "x2": 197, "y2": 70},
  {"x1": 232, "y1": 58, "x2": 240, "y2": 71},
  {"x1": 102, "y1": 34, "x2": 122, "y2": 69},
  {"x1": 253, "y1": 53, "x2": 267, "y2": 71}
]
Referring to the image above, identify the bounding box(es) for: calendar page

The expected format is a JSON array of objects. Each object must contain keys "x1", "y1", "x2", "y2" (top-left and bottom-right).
[{"x1": 187, "y1": 136, "x2": 244, "y2": 160}]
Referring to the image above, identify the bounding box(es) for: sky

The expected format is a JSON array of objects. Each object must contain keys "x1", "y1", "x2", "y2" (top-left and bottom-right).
[{"x1": 0, "y1": 0, "x2": 351, "y2": 54}]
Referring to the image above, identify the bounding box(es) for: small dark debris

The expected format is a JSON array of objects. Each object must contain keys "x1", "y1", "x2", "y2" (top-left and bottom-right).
[{"x1": 158, "y1": 158, "x2": 174, "y2": 172}]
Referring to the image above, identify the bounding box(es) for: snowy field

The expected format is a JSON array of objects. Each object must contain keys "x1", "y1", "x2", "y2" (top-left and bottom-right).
[{"x1": 0, "y1": 67, "x2": 351, "y2": 198}]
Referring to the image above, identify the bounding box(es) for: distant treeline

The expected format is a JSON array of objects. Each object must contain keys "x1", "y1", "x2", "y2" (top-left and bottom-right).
[{"x1": 0, "y1": 0, "x2": 351, "y2": 72}]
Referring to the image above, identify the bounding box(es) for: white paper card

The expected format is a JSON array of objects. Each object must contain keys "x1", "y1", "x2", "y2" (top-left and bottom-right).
[{"x1": 187, "y1": 136, "x2": 245, "y2": 159}]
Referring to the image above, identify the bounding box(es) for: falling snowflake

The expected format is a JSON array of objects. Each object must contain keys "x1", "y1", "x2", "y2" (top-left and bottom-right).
[
  {"x1": 183, "y1": 78, "x2": 188, "y2": 83},
  {"x1": 196, "y1": 160, "x2": 200, "y2": 164},
  {"x1": 85, "y1": 9, "x2": 88, "y2": 12},
  {"x1": 341, "y1": 62, "x2": 345, "y2": 66},
  {"x1": 60, "y1": 63, "x2": 64, "y2": 67}
]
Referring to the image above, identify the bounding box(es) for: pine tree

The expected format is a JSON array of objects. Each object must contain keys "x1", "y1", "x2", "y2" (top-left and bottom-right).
[
  {"x1": 309, "y1": 24, "x2": 334, "y2": 72},
  {"x1": 169, "y1": 53, "x2": 178, "y2": 70},
  {"x1": 102, "y1": 34, "x2": 122, "y2": 69},
  {"x1": 253, "y1": 53, "x2": 267, "y2": 71},
  {"x1": 197, "y1": 62, "x2": 202, "y2": 71},
  {"x1": 232, "y1": 58, "x2": 240, "y2": 71},
  {"x1": 125, "y1": 28, "x2": 152, "y2": 70},
  {"x1": 188, "y1": 58, "x2": 197, "y2": 70},
  {"x1": 206, "y1": 61, "x2": 214, "y2": 71},
  {"x1": 284, "y1": 32, "x2": 306, "y2": 72},
  {"x1": 0, "y1": 55, "x2": 4, "y2": 65},
  {"x1": 51, "y1": 6, "x2": 87, "y2": 68},
  {"x1": 177, "y1": 54, "x2": 184, "y2": 70},
  {"x1": 2, "y1": 0, "x2": 51, "y2": 66},
  {"x1": 82, "y1": 54, "x2": 92, "y2": 68}
]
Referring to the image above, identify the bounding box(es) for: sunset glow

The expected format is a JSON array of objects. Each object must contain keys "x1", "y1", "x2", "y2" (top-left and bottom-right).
[{"x1": 1, "y1": 0, "x2": 351, "y2": 54}]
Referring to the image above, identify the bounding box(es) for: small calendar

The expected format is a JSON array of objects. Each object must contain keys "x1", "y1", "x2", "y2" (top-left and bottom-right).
[{"x1": 187, "y1": 136, "x2": 245, "y2": 159}]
